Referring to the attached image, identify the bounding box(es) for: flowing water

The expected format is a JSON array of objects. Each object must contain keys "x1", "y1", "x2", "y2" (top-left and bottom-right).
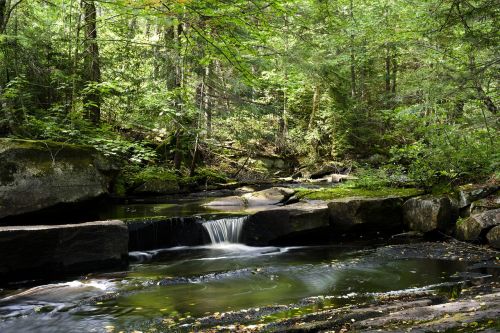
[
  {"x1": 202, "y1": 216, "x2": 247, "y2": 244},
  {"x1": 0, "y1": 217, "x2": 488, "y2": 333}
]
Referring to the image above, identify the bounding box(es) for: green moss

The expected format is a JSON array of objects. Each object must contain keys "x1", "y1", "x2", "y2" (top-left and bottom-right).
[
  {"x1": 295, "y1": 186, "x2": 423, "y2": 200},
  {"x1": 121, "y1": 216, "x2": 169, "y2": 224}
]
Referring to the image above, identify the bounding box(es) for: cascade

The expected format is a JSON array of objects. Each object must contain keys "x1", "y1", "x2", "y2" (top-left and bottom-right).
[{"x1": 202, "y1": 216, "x2": 248, "y2": 244}]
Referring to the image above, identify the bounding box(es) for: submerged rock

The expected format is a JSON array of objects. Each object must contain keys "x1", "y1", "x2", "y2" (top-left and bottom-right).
[
  {"x1": 0, "y1": 139, "x2": 117, "y2": 219},
  {"x1": 456, "y1": 209, "x2": 500, "y2": 242},
  {"x1": 0, "y1": 220, "x2": 128, "y2": 283},
  {"x1": 402, "y1": 196, "x2": 458, "y2": 233}
]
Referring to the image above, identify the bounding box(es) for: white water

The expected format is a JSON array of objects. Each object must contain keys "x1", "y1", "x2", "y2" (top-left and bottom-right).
[{"x1": 202, "y1": 216, "x2": 248, "y2": 244}]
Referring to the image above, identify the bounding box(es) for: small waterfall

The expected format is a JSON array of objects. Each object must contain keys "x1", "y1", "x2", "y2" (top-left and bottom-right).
[{"x1": 202, "y1": 216, "x2": 248, "y2": 244}]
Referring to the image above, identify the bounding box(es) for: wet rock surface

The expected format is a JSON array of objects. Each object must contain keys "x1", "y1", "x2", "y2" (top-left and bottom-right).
[
  {"x1": 242, "y1": 201, "x2": 329, "y2": 245},
  {"x1": 126, "y1": 216, "x2": 207, "y2": 251},
  {"x1": 0, "y1": 220, "x2": 128, "y2": 283},
  {"x1": 328, "y1": 196, "x2": 405, "y2": 235}
]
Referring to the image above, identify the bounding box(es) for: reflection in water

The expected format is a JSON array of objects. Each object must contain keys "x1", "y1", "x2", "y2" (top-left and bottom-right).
[{"x1": 0, "y1": 244, "x2": 475, "y2": 333}]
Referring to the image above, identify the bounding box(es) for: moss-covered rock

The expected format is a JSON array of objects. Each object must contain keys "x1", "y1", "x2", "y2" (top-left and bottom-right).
[
  {"x1": 0, "y1": 139, "x2": 118, "y2": 219},
  {"x1": 296, "y1": 186, "x2": 422, "y2": 200}
]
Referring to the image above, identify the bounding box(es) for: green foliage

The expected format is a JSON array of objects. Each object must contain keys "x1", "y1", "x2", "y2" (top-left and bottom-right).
[
  {"x1": 0, "y1": 0, "x2": 497, "y2": 186},
  {"x1": 351, "y1": 168, "x2": 391, "y2": 190}
]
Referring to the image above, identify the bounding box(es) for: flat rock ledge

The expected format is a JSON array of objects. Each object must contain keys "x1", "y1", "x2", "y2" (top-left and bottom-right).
[{"x1": 0, "y1": 220, "x2": 128, "y2": 283}]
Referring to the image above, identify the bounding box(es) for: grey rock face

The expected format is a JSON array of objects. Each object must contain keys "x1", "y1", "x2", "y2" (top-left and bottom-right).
[
  {"x1": 0, "y1": 139, "x2": 117, "y2": 219},
  {"x1": 0, "y1": 220, "x2": 128, "y2": 282},
  {"x1": 329, "y1": 196, "x2": 405, "y2": 233},
  {"x1": 402, "y1": 196, "x2": 458, "y2": 233},
  {"x1": 242, "y1": 202, "x2": 329, "y2": 245}
]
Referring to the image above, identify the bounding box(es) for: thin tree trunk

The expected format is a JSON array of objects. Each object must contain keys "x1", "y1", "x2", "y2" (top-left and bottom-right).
[
  {"x1": 204, "y1": 64, "x2": 212, "y2": 138},
  {"x1": 385, "y1": 45, "x2": 391, "y2": 93},
  {"x1": 173, "y1": 128, "x2": 182, "y2": 171},
  {"x1": 308, "y1": 85, "x2": 320, "y2": 130},
  {"x1": 349, "y1": 0, "x2": 356, "y2": 98},
  {"x1": 189, "y1": 133, "x2": 199, "y2": 177},
  {"x1": 391, "y1": 53, "x2": 397, "y2": 93},
  {"x1": 82, "y1": 0, "x2": 101, "y2": 124}
]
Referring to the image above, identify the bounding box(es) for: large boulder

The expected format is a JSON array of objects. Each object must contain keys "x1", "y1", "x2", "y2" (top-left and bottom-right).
[
  {"x1": 242, "y1": 202, "x2": 329, "y2": 245},
  {"x1": 486, "y1": 225, "x2": 500, "y2": 249},
  {"x1": 328, "y1": 197, "x2": 405, "y2": 235},
  {"x1": 0, "y1": 139, "x2": 117, "y2": 219},
  {"x1": 456, "y1": 209, "x2": 500, "y2": 241},
  {"x1": 0, "y1": 220, "x2": 128, "y2": 282},
  {"x1": 402, "y1": 196, "x2": 458, "y2": 233},
  {"x1": 242, "y1": 187, "x2": 295, "y2": 206},
  {"x1": 203, "y1": 187, "x2": 295, "y2": 208}
]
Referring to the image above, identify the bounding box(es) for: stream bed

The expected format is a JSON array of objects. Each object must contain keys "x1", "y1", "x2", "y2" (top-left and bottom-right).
[{"x1": 0, "y1": 239, "x2": 496, "y2": 333}]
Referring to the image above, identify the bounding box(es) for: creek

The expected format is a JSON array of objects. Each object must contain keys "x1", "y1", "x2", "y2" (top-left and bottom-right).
[{"x1": 0, "y1": 200, "x2": 495, "y2": 333}]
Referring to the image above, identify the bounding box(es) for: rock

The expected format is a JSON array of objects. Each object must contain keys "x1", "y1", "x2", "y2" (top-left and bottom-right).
[
  {"x1": 242, "y1": 202, "x2": 330, "y2": 245},
  {"x1": 402, "y1": 196, "x2": 458, "y2": 233},
  {"x1": 456, "y1": 209, "x2": 500, "y2": 241},
  {"x1": 486, "y1": 225, "x2": 500, "y2": 249},
  {"x1": 203, "y1": 195, "x2": 246, "y2": 207},
  {"x1": 133, "y1": 178, "x2": 180, "y2": 195},
  {"x1": 470, "y1": 192, "x2": 500, "y2": 215},
  {"x1": 458, "y1": 184, "x2": 499, "y2": 209},
  {"x1": 242, "y1": 187, "x2": 295, "y2": 206},
  {"x1": 0, "y1": 139, "x2": 117, "y2": 219},
  {"x1": 126, "y1": 216, "x2": 207, "y2": 251},
  {"x1": 0, "y1": 220, "x2": 128, "y2": 282},
  {"x1": 328, "y1": 196, "x2": 405, "y2": 235}
]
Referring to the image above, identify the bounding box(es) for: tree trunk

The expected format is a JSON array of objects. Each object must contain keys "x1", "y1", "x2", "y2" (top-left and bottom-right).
[
  {"x1": 308, "y1": 85, "x2": 320, "y2": 130},
  {"x1": 385, "y1": 45, "x2": 391, "y2": 93},
  {"x1": 349, "y1": 0, "x2": 356, "y2": 98},
  {"x1": 391, "y1": 53, "x2": 397, "y2": 93},
  {"x1": 82, "y1": 0, "x2": 101, "y2": 125},
  {"x1": 173, "y1": 129, "x2": 182, "y2": 171},
  {"x1": 204, "y1": 64, "x2": 212, "y2": 138},
  {"x1": 0, "y1": 0, "x2": 6, "y2": 34}
]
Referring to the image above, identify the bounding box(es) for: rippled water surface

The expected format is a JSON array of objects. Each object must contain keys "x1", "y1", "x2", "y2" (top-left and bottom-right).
[{"x1": 0, "y1": 243, "x2": 471, "y2": 333}]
